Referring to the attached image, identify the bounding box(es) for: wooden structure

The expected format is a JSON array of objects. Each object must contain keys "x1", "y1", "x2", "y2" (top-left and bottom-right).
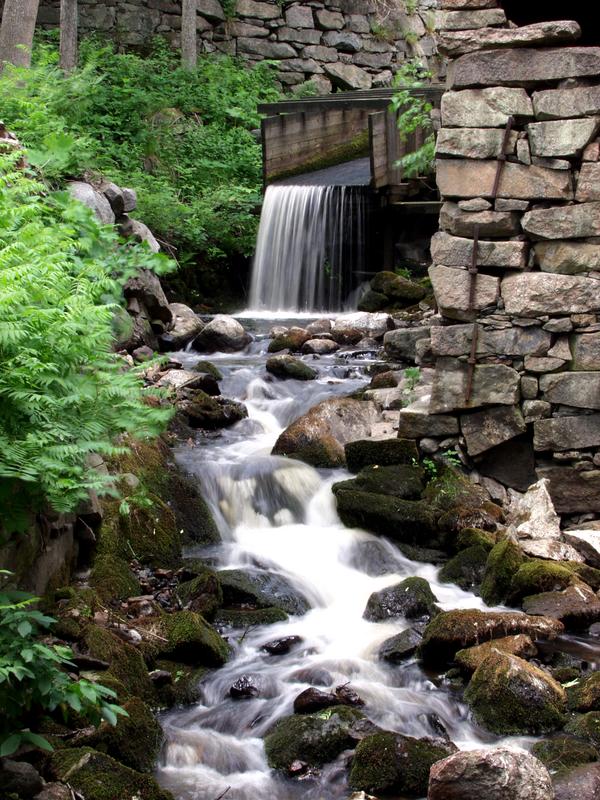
[{"x1": 258, "y1": 87, "x2": 444, "y2": 193}]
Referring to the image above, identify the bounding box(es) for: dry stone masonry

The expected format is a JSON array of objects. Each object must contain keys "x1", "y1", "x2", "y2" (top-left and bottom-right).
[
  {"x1": 31, "y1": 0, "x2": 441, "y2": 89},
  {"x1": 397, "y1": 0, "x2": 600, "y2": 519}
]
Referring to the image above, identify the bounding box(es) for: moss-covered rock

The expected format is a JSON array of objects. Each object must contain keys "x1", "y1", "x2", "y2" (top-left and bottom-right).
[
  {"x1": 371, "y1": 272, "x2": 427, "y2": 306},
  {"x1": 455, "y1": 635, "x2": 537, "y2": 675},
  {"x1": 532, "y1": 735, "x2": 599, "y2": 774},
  {"x1": 358, "y1": 289, "x2": 389, "y2": 313},
  {"x1": 509, "y1": 560, "x2": 574, "y2": 605},
  {"x1": 363, "y1": 577, "x2": 439, "y2": 623},
  {"x1": 183, "y1": 391, "x2": 248, "y2": 429},
  {"x1": 85, "y1": 627, "x2": 155, "y2": 702},
  {"x1": 438, "y1": 545, "x2": 489, "y2": 591},
  {"x1": 167, "y1": 473, "x2": 221, "y2": 546},
  {"x1": 150, "y1": 611, "x2": 229, "y2": 667},
  {"x1": 464, "y1": 651, "x2": 567, "y2": 735},
  {"x1": 419, "y1": 609, "x2": 563, "y2": 667},
  {"x1": 268, "y1": 328, "x2": 310, "y2": 353},
  {"x1": 345, "y1": 438, "x2": 419, "y2": 473},
  {"x1": 425, "y1": 468, "x2": 504, "y2": 535},
  {"x1": 214, "y1": 607, "x2": 288, "y2": 627},
  {"x1": 351, "y1": 464, "x2": 425, "y2": 500},
  {"x1": 50, "y1": 748, "x2": 173, "y2": 800},
  {"x1": 89, "y1": 555, "x2": 141, "y2": 603},
  {"x1": 480, "y1": 539, "x2": 524, "y2": 606},
  {"x1": 570, "y1": 563, "x2": 600, "y2": 591},
  {"x1": 455, "y1": 528, "x2": 496, "y2": 552},
  {"x1": 153, "y1": 660, "x2": 208, "y2": 707},
  {"x1": 51, "y1": 587, "x2": 102, "y2": 641},
  {"x1": 569, "y1": 672, "x2": 600, "y2": 713},
  {"x1": 175, "y1": 568, "x2": 222, "y2": 619},
  {"x1": 194, "y1": 360, "x2": 223, "y2": 380},
  {"x1": 266, "y1": 355, "x2": 317, "y2": 381},
  {"x1": 332, "y1": 486, "x2": 438, "y2": 544},
  {"x1": 565, "y1": 712, "x2": 600, "y2": 748},
  {"x1": 379, "y1": 628, "x2": 422, "y2": 663},
  {"x1": 369, "y1": 371, "x2": 399, "y2": 390},
  {"x1": 264, "y1": 706, "x2": 365, "y2": 770},
  {"x1": 349, "y1": 731, "x2": 456, "y2": 797},
  {"x1": 98, "y1": 496, "x2": 181, "y2": 570},
  {"x1": 80, "y1": 698, "x2": 162, "y2": 773},
  {"x1": 523, "y1": 582, "x2": 600, "y2": 631}
]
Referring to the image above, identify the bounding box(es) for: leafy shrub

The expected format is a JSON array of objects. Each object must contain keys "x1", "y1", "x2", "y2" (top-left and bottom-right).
[
  {"x1": 0, "y1": 572, "x2": 126, "y2": 756},
  {"x1": 0, "y1": 36, "x2": 280, "y2": 265},
  {"x1": 0, "y1": 153, "x2": 173, "y2": 534},
  {"x1": 391, "y1": 60, "x2": 435, "y2": 178}
]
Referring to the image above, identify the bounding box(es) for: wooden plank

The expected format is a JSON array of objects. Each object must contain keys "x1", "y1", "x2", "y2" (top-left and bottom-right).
[{"x1": 369, "y1": 111, "x2": 388, "y2": 189}]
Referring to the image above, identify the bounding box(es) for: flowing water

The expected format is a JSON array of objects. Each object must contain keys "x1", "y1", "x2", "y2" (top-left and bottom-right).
[
  {"x1": 248, "y1": 186, "x2": 368, "y2": 314},
  {"x1": 156, "y1": 318, "x2": 533, "y2": 800}
]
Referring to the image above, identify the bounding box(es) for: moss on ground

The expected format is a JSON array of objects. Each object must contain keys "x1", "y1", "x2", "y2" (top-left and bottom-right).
[
  {"x1": 89, "y1": 555, "x2": 141, "y2": 603},
  {"x1": 509, "y1": 560, "x2": 574, "y2": 604},
  {"x1": 438, "y1": 545, "x2": 489, "y2": 591},
  {"x1": 532, "y1": 735, "x2": 599, "y2": 773},
  {"x1": 148, "y1": 610, "x2": 230, "y2": 667},
  {"x1": 85, "y1": 627, "x2": 155, "y2": 702}
]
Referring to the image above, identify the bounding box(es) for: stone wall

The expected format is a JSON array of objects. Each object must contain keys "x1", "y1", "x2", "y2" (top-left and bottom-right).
[
  {"x1": 392, "y1": 0, "x2": 600, "y2": 519},
  {"x1": 28, "y1": 0, "x2": 441, "y2": 89}
]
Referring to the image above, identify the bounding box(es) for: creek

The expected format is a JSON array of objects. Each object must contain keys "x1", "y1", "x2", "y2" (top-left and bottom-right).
[{"x1": 155, "y1": 317, "x2": 531, "y2": 800}]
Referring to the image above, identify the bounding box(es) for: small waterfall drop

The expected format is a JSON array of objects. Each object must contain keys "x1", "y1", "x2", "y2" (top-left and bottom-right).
[{"x1": 248, "y1": 184, "x2": 367, "y2": 313}]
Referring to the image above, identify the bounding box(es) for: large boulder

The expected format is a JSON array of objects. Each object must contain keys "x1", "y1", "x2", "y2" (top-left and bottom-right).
[
  {"x1": 266, "y1": 355, "x2": 317, "y2": 381},
  {"x1": 272, "y1": 398, "x2": 380, "y2": 468},
  {"x1": 455, "y1": 634, "x2": 537, "y2": 674},
  {"x1": 124, "y1": 269, "x2": 172, "y2": 326},
  {"x1": 349, "y1": 732, "x2": 456, "y2": 797},
  {"x1": 553, "y1": 764, "x2": 600, "y2": 800},
  {"x1": 218, "y1": 568, "x2": 310, "y2": 616},
  {"x1": 523, "y1": 583, "x2": 600, "y2": 631},
  {"x1": 264, "y1": 706, "x2": 366, "y2": 770},
  {"x1": 438, "y1": 20, "x2": 581, "y2": 58},
  {"x1": 68, "y1": 181, "x2": 115, "y2": 224},
  {"x1": 363, "y1": 577, "x2": 439, "y2": 623},
  {"x1": 192, "y1": 315, "x2": 251, "y2": 353},
  {"x1": 50, "y1": 748, "x2": 172, "y2": 800},
  {"x1": 419, "y1": 609, "x2": 563, "y2": 666},
  {"x1": 332, "y1": 312, "x2": 393, "y2": 343},
  {"x1": 180, "y1": 392, "x2": 248, "y2": 429},
  {"x1": 428, "y1": 747, "x2": 555, "y2": 800},
  {"x1": 159, "y1": 303, "x2": 204, "y2": 351},
  {"x1": 464, "y1": 650, "x2": 567, "y2": 734},
  {"x1": 150, "y1": 610, "x2": 230, "y2": 666}
]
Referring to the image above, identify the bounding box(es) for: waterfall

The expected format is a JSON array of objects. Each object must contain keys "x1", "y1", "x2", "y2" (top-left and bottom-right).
[{"x1": 248, "y1": 184, "x2": 367, "y2": 313}]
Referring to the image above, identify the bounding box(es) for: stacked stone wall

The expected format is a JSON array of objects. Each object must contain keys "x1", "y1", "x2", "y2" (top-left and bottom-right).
[
  {"x1": 25, "y1": 0, "x2": 441, "y2": 89},
  {"x1": 396, "y1": 0, "x2": 600, "y2": 518}
]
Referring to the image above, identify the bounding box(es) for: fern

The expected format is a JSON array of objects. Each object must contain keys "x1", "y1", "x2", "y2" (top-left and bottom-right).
[{"x1": 0, "y1": 152, "x2": 174, "y2": 538}]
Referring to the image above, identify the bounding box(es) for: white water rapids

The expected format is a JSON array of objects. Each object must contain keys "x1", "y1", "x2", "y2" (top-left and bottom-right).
[{"x1": 157, "y1": 320, "x2": 529, "y2": 800}]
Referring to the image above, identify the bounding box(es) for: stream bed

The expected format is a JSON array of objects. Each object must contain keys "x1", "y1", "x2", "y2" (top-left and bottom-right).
[{"x1": 156, "y1": 316, "x2": 534, "y2": 800}]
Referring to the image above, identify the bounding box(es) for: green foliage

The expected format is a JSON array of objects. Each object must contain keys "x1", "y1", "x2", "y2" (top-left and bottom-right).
[
  {"x1": 0, "y1": 153, "x2": 173, "y2": 532},
  {"x1": 0, "y1": 572, "x2": 126, "y2": 756},
  {"x1": 403, "y1": 366, "x2": 421, "y2": 393},
  {"x1": 0, "y1": 36, "x2": 280, "y2": 263},
  {"x1": 391, "y1": 60, "x2": 435, "y2": 178}
]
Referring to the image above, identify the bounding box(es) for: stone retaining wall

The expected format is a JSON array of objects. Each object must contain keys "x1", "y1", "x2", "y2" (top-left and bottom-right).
[
  {"x1": 394, "y1": 0, "x2": 600, "y2": 518},
  {"x1": 27, "y1": 0, "x2": 441, "y2": 89}
]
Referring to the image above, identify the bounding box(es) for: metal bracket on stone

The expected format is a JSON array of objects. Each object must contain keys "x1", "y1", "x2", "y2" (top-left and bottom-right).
[
  {"x1": 465, "y1": 322, "x2": 480, "y2": 404},
  {"x1": 491, "y1": 115, "x2": 515, "y2": 200}
]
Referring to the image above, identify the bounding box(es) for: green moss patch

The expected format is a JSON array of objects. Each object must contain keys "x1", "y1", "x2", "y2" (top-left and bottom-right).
[
  {"x1": 438, "y1": 545, "x2": 488, "y2": 591},
  {"x1": 480, "y1": 539, "x2": 524, "y2": 606},
  {"x1": 532, "y1": 735, "x2": 598, "y2": 774},
  {"x1": 85, "y1": 627, "x2": 155, "y2": 702}
]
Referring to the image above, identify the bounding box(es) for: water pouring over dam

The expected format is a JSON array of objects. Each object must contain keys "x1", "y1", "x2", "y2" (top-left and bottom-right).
[{"x1": 248, "y1": 182, "x2": 368, "y2": 314}]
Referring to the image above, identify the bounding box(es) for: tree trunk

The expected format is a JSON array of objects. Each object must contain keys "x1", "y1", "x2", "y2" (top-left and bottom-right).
[
  {"x1": 0, "y1": 0, "x2": 40, "y2": 70},
  {"x1": 60, "y1": 0, "x2": 78, "y2": 72},
  {"x1": 181, "y1": 0, "x2": 197, "y2": 69}
]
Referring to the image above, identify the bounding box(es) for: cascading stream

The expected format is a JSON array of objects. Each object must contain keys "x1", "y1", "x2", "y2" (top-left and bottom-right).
[
  {"x1": 157, "y1": 321, "x2": 532, "y2": 800},
  {"x1": 248, "y1": 185, "x2": 367, "y2": 314}
]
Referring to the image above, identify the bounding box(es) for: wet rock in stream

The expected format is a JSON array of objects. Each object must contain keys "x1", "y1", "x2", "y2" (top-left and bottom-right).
[{"x1": 363, "y1": 577, "x2": 439, "y2": 623}]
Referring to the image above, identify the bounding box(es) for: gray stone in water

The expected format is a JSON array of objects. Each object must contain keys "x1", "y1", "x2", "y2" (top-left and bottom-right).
[
  {"x1": 431, "y1": 232, "x2": 527, "y2": 269},
  {"x1": 429, "y1": 359, "x2": 520, "y2": 414},
  {"x1": 460, "y1": 406, "x2": 526, "y2": 456},
  {"x1": 436, "y1": 127, "x2": 519, "y2": 160},
  {"x1": 438, "y1": 20, "x2": 581, "y2": 58},
  {"x1": 448, "y1": 47, "x2": 600, "y2": 89},
  {"x1": 534, "y1": 415, "x2": 600, "y2": 452},
  {"x1": 540, "y1": 372, "x2": 600, "y2": 410},
  {"x1": 430, "y1": 323, "x2": 550, "y2": 358},
  {"x1": 535, "y1": 240, "x2": 600, "y2": 274},
  {"x1": 523, "y1": 203, "x2": 600, "y2": 239},
  {"x1": 383, "y1": 326, "x2": 431, "y2": 361},
  {"x1": 502, "y1": 273, "x2": 600, "y2": 316},
  {"x1": 379, "y1": 628, "x2": 423, "y2": 663},
  {"x1": 429, "y1": 265, "x2": 499, "y2": 322},
  {"x1": 441, "y1": 88, "x2": 534, "y2": 128},
  {"x1": 576, "y1": 163, "x2": 600, "y2": 202},
  {"x1": 572, "y1": 334, "x2": 600, "y2": 370},
  {"x1": 440, "y1": 202, "x2": 521, "y2": 238},
  {"x1": 436, "y1": 159, "x2": 573, "y2": 201},
  {"x1": 533, "y1": 84, "x2": 600, "y2": 120},
  {"x1": 527, "y1": 118, "x2": 600, "y2": 158}
]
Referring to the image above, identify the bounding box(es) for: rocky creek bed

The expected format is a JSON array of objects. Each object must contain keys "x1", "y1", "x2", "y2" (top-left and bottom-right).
[{"x1": 4, "y1": 306, "x2": 599, "y2": 800}]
